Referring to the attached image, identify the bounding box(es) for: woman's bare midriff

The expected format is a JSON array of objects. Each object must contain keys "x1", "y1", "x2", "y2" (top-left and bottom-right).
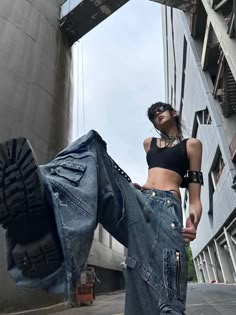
[{"x1": 142, "y1": 167, "x2": 182, "y2": 201}]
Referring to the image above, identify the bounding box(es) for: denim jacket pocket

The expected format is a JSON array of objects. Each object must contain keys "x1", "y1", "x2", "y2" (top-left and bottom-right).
[
  {"x1": 50, "y1": 161, "x2": 87, "y2": 185},
  {"x1": 125, "y1": 257, "x2": 161, "y2": 294},
  {"x1": 125, "y1": 257, "x2": 152, "y2": 283},
  {"x1": 125, "y1": 256, "x2": 137, "y2": 270}
]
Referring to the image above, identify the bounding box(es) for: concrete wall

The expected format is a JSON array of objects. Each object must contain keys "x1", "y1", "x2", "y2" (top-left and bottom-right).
[
  {"x1": 0, "y1": 0, "x2": 73, "y2": 312},
  {"x1": 0, "y1": 2, "x2": 127, "y2": 312},
  {"x1": 89, "y1": 225, "x2": 125, "y2": 271}
]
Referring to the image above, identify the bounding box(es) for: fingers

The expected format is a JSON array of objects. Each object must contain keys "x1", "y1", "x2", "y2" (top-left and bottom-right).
[
  {"x1": 182, "y1": 227, "x2": 196, "y2": 243},
  {"x1": 132, "y1": 183, "x2": 142, "y2": 189},
  {"x1": 183, "y1": 215, "x2": 198, "y2": 244},
  {"x1": 189, "y1": 212, "x2": 199, "y2": 228},
  {"x1": 184, "y1": 238, "x2": 190, "y2": 245}
]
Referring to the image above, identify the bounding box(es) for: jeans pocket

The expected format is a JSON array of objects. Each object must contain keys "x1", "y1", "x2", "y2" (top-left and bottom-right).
[
  {"x1": 166, "y1": 202, "x2": 182, "y2": 225},
  {"x1": 163, "y1": 248, "x2": 187, "y2": 302},
  {"x1": 50, "y1": 160, "x2": 87, "y2": 185}
]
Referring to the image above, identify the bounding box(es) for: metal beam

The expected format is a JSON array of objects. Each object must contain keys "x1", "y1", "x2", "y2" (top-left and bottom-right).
[
  {"x1": 234, "y1": 0, "x2": 236, "y2": 37},
  {"x1": 214, "y1": 0, "x2": 230, "y2": 11},
  {"x1": 227, "y1": 9, "x2": 235, "y2": 38},
  {"x1": 60, "y1": 0, "x2": 198, "y2": 45},
  {"x1": 60, "y1": 0, "x2": 129, "y2": 46},
  {"x1": 213, "y1": 51, "x2": 225, "y2": 97},
  {"x1": 150, "y1": 0, "x2": 197, "y2": 13},
  {"x1": 201, "y1": 17, "x2": 211, "y2": 71}
]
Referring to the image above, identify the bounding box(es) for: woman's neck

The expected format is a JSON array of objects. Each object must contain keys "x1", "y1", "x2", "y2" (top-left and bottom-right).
[{"x1": 160, "y1": 126, "x2": 179, "y2": 139}]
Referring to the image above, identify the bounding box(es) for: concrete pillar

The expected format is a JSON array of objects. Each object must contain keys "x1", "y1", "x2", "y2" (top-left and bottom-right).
[
  {"x1": 203, "y1": 249, "x2": 215, "y2": 282},
  {"x1": 199, "y1": 254, "x2": 208, "y2": 282},
  {"x1": 214, "y1": 238, "x2": 234, "y2": 283},
  {"x1": 208, "y1": 244, "x2": 220, "y2": 283},
  {"x1": 224, "y1": 227, "x2": 236, "y2": 282},
  {"x1": 193, "y1": 258, "x2": 202, "y2": 283},
  {"x1": 197, "y1": 256, "x2": 205, "y2": 283}
]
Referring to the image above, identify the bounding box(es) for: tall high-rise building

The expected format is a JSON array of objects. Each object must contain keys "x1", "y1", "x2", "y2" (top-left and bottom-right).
[{"x1": 162, "y1": 0, "x2": 236, "y2": 284}]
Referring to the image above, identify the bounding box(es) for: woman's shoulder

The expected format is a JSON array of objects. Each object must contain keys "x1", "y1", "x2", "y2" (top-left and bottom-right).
[
  {"x1": 185, "y1": 138, "x2": 203, "y2": 159},
  {"x1": 185, "y1": 138, "x2": 202, "y2": 148},
  {"x1": 143, "y1": 137, "x2": 153, "y2": 152},
  {"x1": 143, "y1": 137, "x2": 153, "y2": 145}
]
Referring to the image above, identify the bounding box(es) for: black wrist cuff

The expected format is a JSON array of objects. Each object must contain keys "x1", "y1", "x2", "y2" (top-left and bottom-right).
[{"x1": 181, "y1": 171, "x2": 204, "y2": 188}]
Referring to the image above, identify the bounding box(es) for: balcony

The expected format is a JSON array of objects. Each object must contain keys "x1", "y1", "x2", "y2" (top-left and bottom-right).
[
  {"x1": 212, "y1": 0, "x2": 236, "y2": 38},
  {"x1": 213, "y1": 49, "x2": 236, "y2": 117}
]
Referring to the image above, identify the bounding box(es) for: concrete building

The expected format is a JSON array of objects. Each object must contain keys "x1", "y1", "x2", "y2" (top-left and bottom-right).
[
  {"x1": 161, "y1": 0, "x2": 236, "y2": 284},
  {"x1": 0, "y1": 0, "x2": 127, "y2": 313}
]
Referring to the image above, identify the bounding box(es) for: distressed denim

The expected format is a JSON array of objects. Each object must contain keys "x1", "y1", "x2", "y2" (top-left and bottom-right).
[{"x1": 5, "y1": 130, "x2": 187, "y2": 314}]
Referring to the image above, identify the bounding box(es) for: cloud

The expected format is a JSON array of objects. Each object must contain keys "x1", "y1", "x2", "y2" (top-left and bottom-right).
[{"x1": 73, "y1": 0, "x2": 164, "y2": 184}]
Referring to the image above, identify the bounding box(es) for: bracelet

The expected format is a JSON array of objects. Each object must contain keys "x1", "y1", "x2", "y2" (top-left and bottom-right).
[{"x1": 181, "y1": 170, "x2": 204, "y2": 188}]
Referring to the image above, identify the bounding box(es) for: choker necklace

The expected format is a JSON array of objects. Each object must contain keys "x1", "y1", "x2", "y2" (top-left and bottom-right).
[{"x1": 160, "y1": 135, "x2": 182, "y2": 147}]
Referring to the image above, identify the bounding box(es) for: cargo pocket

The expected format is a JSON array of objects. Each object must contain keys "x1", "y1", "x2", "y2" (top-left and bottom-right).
[
  {"x1": 125, "y1": 256, "x2": 137, "y2": 270},
  {"x1": 50, "y1": 160, "x2": 87, "y2": 185},
  {"x1": 163, "y1": 248, "x2": 187, "y2": 302},
  {"x1": 125, "y1": 256, "x2": 160, "y2": 292}
]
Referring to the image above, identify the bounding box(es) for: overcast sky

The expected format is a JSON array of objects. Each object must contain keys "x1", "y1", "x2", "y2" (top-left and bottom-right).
[{"x1": 72, "y1": 0, "x2": 164, "y2": 185}]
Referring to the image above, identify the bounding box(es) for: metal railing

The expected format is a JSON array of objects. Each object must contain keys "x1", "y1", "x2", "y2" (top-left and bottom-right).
[{"x1": 213, "y1": 0, "x2": 236, "y2": 38}]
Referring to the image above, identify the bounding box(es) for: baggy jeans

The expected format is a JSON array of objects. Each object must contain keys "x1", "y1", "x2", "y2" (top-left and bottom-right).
[{"x1": 6, "y1": 130, "x2": 187, "y2": 314}]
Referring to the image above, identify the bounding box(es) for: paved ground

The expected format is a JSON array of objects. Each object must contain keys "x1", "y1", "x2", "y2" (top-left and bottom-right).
[
  {"x1": 53, "y1": 283, "x2": 236, "y2": 315},
  {"x1": 54, "y1": 291, "x2": 125, "y2": 315},
  {"x1": 186, "y1": 283, "x2": 236, "y2": 314}
]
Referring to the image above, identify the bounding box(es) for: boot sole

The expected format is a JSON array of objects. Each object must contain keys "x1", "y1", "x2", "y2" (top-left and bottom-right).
[
  {"x1": 0, "y1": 138, "x2": 63, "y2": 277},
  {"x1": 12, "y1": 233, "x2": 63, "y2": 278}
]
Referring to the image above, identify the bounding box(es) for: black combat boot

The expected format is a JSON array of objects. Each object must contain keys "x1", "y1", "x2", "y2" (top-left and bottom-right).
[{"x1": 0, "y1": 138, "x2": 63, "y2": 278}]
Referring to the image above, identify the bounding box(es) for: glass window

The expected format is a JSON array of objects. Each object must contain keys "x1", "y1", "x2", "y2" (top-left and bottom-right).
[{"x1": 210, "y1": 148, "x2": 225, "y2": 189}]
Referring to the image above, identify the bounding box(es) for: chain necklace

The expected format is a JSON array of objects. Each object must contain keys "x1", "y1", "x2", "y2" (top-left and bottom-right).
[{"x1": 159, "y1": 134, "x2": 182, "y2": 148}]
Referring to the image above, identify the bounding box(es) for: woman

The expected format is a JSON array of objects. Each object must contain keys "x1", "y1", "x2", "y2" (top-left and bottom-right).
[
  {"x1": 144, "y1": 102, "x2": 202, "y2": 238},
  {"x1": 0, "y1": 102, "x2": 203, "y2": 314}
]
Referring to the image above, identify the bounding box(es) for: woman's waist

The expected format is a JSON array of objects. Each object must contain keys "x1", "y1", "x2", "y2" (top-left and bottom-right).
[
  {"x1": 143, "y1": 178, "x2": 181, "y2": 198},
  {"x1": 147, "y1": 168, "x2": 183, "y2": 183},
  {"x1": 141, "y1": 184, "x2": 181, "y2": 202}
]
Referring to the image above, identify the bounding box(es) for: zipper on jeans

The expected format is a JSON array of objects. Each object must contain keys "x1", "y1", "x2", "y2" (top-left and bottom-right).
[{"x1": 176, "y1": 251, "x2": 181, "y2": 299}]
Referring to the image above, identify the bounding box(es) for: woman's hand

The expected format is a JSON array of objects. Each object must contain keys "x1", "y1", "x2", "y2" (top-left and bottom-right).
[
  {"x1": 132, "y1": 183, "x2": 143, "y2": 190},
  {"x1": 182, "y1": 213, "x2": 197, "y2": 244}
]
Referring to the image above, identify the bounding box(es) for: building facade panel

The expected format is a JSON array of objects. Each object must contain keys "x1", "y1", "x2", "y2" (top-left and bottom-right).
[{"x1": 162, "y1": 0, "x2": 236, "y2": 284}]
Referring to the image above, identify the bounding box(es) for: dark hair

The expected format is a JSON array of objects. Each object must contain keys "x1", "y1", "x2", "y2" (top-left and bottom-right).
[{"x1": 147, "y1": 102, "x2": 183, "y2": 138}]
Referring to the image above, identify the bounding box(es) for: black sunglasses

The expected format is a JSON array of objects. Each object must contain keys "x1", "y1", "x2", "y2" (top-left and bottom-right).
[{"x1": 154, "y1": 104, "x2": 173, "y2": 114}]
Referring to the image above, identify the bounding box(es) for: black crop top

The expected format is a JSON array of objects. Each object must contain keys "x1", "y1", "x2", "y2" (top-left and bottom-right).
[{"x1": 146, "y1": 137, "x2": 189, "y2": 178}]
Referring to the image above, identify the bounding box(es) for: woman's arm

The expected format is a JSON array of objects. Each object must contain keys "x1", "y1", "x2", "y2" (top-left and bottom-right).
[
  {"x1": 143, "y1": 137, "x2": 152, "y2": 153},
  {"x1": 132, "y1": 138, "x2": 152, "y2": 189},
  {"x1": 182, "y1": 138, "x2": 203, "y2": 243}
]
